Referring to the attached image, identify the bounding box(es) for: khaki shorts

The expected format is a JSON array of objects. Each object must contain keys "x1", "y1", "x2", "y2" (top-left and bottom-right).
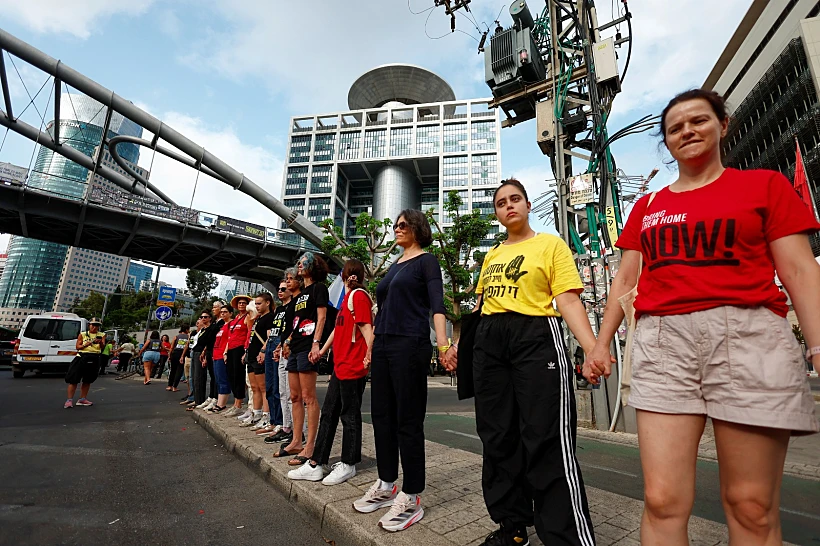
[{"x1": 629, "y1": 306, "x2": 819, "y2": 435}]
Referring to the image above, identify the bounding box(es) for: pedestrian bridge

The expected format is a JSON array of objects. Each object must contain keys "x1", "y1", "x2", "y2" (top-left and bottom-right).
[{"x1": 0, "y1": 181, "x2": 311, "y2": 281}]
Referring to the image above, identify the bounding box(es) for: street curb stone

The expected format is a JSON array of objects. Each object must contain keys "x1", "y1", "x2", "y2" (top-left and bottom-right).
[{"x1": 193, "y1": 407, "x2": 749, "y2": 546}]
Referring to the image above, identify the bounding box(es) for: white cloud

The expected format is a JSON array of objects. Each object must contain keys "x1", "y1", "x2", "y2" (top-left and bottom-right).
[{"x1": 0, "y1": 0, "x2": 155, "y2": 39}]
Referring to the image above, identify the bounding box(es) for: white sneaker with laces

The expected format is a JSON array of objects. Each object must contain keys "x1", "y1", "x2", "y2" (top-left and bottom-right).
[
  {"x1": 240, "y1": 414, "x2": 261, "y2": 427},
  {"x1": 236, "y1": 409, "x2": 253, "y2": 421},
  {"x1": 250, "y1": 416, "x2": 270, "y2": 431},
  {"x1": 288, "y1": 461, "x2": 324, "y2": 481},
  {"x1": 223, "y1": 407, "x2": 240, "y2": 417},
  {"x1": 353, "y1": 480, "x2": 398, "y2": 513},
  {"x1": 203, "y1": 400, "x2": 216, "y2": 411},
  {"x1": 378, "y1": 492, "x2": 424, "y2": 532},
  {"x1": 195, "y1": 398, "x2": 213, "y2": 409},
  {"x1": 322, "y1": 462, "x2": 356, "y2": 486}
]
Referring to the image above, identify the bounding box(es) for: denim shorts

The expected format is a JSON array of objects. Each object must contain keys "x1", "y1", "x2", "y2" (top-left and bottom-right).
[
  {"x1": 285, "y1": 350, "x2": 318, "y2": 373},
  {"x1": 142, "y1": 350, "x2": 161, "y2": 364}
]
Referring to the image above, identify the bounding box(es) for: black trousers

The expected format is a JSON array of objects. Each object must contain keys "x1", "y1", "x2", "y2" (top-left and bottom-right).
[
  {"x1": 313, "y1": 373, "x2": 367, "y2": 466},
  {"x1": 474, "y1": 313, "x2": 595, "y2": 546},
  {"x1": 370, "y1": 334, "x2": 429, "y2": 495},
  {"x1": 153, "y1": 354, "x2": 168, "y2": 378},
  {"x1": 117, "y1": 353, "x2": 131, "y2": 373},
  {"x1": 207, "y1": 353, "x2": 217, "y2": 399},
  {"x1": 191, "y1": 350, "x2": 208, "y2": 405},
  {"x1": 168, "y1": 350, "x2": 184, "y2": 387},
  {"x1": 226, "y1": 347, "x2": 246, "y2": 400}
]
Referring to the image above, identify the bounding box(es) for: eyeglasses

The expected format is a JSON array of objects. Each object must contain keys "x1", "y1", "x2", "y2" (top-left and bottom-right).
[
  {"x1": 199, "y1": 315, "x2": 210, "y2": 319},
  {"x1": 277, "y1": 288, "x2": 287, "y2": 292},
  {"x1": 393, "y1": 221, "x2": 408, "y2": 232}
]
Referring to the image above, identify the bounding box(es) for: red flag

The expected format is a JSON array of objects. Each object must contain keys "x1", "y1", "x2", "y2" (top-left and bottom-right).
[{"x1": 794, "y1": 138, "x2": 816, "y2": 217}]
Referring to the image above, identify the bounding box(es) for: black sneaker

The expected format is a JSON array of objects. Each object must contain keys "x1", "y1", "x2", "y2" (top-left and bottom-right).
[
  {"x1": 480, "y1": 525, "x2": 529, "y2": 546},
  {"x1": 264, "y1": 430, "x2": 293, "y2": 444}
]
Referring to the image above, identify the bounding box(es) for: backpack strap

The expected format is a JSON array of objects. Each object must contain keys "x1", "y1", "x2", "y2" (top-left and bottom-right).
[{"x1": 347, "y1": 288, "x2": 372, "y2": 343}]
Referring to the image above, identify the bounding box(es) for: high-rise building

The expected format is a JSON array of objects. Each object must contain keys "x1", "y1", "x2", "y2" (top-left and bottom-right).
[
  {"x1": 0, "y1": 253, "x2": 6, "y2": 280},
  {"x1": 127, "y1": 262, "x2": 154, "y2": 292},
  {"x1": 0, "y1": 95, "x2": 143, "y2": 313},
  {"x1": 279, "y1": 64, "x2": 502, "y2": 250},
  {"x1": 221, "y1": 279, "x2": 264, "y2": 302},
  {"x1": 704, "y1": 0, "x2": 820, "y2": 255}
]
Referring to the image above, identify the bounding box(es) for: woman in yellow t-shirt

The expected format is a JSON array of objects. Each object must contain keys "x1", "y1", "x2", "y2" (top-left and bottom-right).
[{"x1": 448, "y1": 179, "x2": 605, "y2": 546}]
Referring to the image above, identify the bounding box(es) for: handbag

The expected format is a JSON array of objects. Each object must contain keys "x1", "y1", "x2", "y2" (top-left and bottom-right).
[
  {"x1": 455, "y1": 301, "x2": 483, "y2": 400},
  {"x1": 617, "y1": 191, "x2": 656, "y2": 405}
]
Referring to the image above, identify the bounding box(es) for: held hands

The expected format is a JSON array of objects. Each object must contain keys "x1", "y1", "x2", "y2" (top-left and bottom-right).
[
  {"x1": 257, "y1": 352, "x2": 265, "y2": 364},
  {"x1": 273, "y1": 346, "x2": 281, "y2": 362},
  {"x1": 308, "y1": 345, "x2": 321, "y2": 364},
  {"x1": 442, "y1": 346, "x2": 458, "y2": 372},
  {"x1": 582, "y1": 344, "x2": 616, "y2": 385}
]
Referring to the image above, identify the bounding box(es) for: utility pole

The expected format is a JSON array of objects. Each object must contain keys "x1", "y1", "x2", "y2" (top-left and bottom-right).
[{"x1": 143, "y1": 265, "x2": 162, "y2": 343}]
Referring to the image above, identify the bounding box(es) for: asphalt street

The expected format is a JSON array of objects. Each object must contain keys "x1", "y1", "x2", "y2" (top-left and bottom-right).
[{"x1": 0, "y1": 370, "x2": 328, "y2": 546}]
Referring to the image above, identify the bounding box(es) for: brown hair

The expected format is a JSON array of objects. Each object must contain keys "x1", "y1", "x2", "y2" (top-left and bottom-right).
[
  {"x1": 341, "y1": 259, "x2": 367, "y2": 291},
  {"x1": 659, "y1": 89, "x2": 729, "y2": 146},
  {"x1": 493, "y1": 178, "x2": 529, "y2": 204},
  {"x1": 396, "y1": 209, "x2": 433, "y2": 248},
  {"x1": 255, "y1": 291, "x2": 273, "y2": 306},
  {"x1": 298, "y1": 252, "x2": 329, "y2": 283}
]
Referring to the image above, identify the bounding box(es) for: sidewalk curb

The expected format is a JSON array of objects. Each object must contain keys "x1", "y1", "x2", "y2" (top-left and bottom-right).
[
  {"x1": 193, "y1": 409, "x2": 459, "y2": 546},
  {"x1": 578, "y1": 428, "x2": 820, "y2": 482}
]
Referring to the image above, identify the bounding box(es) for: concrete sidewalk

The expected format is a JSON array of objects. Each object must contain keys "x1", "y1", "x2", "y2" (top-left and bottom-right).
[{"x1": 192, "y1": 407, "x2": 755, "y2": 546}]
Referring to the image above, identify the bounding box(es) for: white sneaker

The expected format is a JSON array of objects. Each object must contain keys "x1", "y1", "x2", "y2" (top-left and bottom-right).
[
  {"x1": 236, "y1": 409, "x2": 253, "y2": 421},
  {"x1": 223, "y1": 407, "x2": 240, "y2": 417},
  {"x1": 250, "y1": 416, "x2": 270, "y2": 431},
  {"x1": 378, "y1": 492, "x2": 424, "y2": 532},
  {"x1": 196, "y1": 398, "x2": 213, "y2": 409},
  {"x1": 203, "y1": 400, "x2": 216, "y2": 411},
  {"x1": 353, "y1": 480, "x2": 398, "y2": 513},
  {"x1": 240, "y1": 414, "x2": 261, "y2": 427},
  {"x1": 322, "y1": 462, "x2": 356, "y2": 486},
  {"x1": 288, "y1": 461, "x2": 324, "y2": 481}
]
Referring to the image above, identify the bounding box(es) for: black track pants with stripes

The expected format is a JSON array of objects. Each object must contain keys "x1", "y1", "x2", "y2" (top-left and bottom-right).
[{"x1": 474, "y1": 313, "x2": 596, "y2": 546}]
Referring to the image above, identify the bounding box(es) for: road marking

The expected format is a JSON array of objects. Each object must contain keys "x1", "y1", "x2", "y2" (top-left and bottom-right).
[
  {"x1": 580, "y1": 463, "x2": 638, "y2": 479},
  {"x1": 780, "y1": 507, "x2": 820, "y2": 521},
  {"x1": 444, "y1": 429, "x2": 481, "y2": 440}
]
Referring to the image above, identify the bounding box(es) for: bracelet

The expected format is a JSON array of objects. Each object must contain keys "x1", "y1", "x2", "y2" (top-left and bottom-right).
[
  {"x1": 313, "y1": 340, "x2": 321, "y2": 344},
  {"x1": 437, "y1": 344, "x2": 450, "y2": 352},
  {"x1": 807, "y1": 346, "x2": 820, "y2": 359}
]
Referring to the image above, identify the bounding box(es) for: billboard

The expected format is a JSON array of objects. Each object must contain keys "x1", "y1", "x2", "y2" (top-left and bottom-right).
[
  {"x1": 216, "y1": 216, "x2": 265, "y2": 240},
  {"x1": 0, "y1": 162, "x2": 29, "y2": 185}
]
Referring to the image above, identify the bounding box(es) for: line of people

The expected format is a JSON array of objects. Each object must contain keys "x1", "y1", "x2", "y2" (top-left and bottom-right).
[{"x1": 133, "y1": 88, "x2": 819, "y2": 546}]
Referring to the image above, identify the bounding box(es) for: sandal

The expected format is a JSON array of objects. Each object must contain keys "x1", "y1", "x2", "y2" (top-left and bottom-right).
[
  {"x1": 288, "y1": 455, "x2": 309, "y2": 466},
  {"x1": 171, "y1": 388, "x2": 180, "y2": 392},
  {"x1": 272, "y1": 446, "x2": 301, "y2": 458},
  {"x1": 165, "y1": 386, "x2": 172, "y2": 391}
]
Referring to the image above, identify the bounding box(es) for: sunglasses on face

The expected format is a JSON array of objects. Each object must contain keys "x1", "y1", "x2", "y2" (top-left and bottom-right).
[
  {"x1": 200, "y1": 315, "x2": 210, "y2": 319},
  {"x1": 278, "y1": 287, "x2": 287, "y2": 292},
  {"x1": 393, "y1": 221, "x2": 408, "y2": 232}
]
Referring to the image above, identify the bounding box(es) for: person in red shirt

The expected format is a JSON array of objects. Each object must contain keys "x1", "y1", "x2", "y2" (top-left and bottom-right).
[
  {"x1": 222, "y1": 295, "x2": 251, "y2": 416},
  {"x1": 208, "y1": 307, "x2": 233, "y2": 413},
  {"x1": 287, "y1": 259, "x2": 372, "y2": 486},
  {"x1": 152, "y1": 335, "x2": 172, "y2": 379},
  {"x1": 585, "y1": 89, "x2": 820, "y2": 545}
]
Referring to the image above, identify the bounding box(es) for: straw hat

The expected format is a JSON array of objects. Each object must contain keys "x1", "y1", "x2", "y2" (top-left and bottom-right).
[
  {"x1": 89, "y1": 317, "x2": 102, "y2": 326},
  {"x1": 230, "y1": 294, "x2": 252, "y2": 309}
]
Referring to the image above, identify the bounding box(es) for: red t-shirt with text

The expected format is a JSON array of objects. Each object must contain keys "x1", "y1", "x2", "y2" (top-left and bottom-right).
[
  {"x1": 213, "y1": 323, "x2": 230, "y2": 359},
  {"x1": 332, "y1": 290, "x2": 372, "y2": 380},
  {"x1": 617, "y1": 168, "x2": 819, "y2": 318}
]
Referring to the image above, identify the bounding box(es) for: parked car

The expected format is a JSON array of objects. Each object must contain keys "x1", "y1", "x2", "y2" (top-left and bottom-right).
[
  {"x1": 0, "y1": 340, "x2": 14, "y2": 367},
  {"x1": 13, "y1": 312, "x2": 87, "y2": 378}
]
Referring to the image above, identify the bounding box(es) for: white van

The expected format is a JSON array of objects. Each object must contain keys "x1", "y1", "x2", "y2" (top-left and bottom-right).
[{"x1": 13, "y1": 312, "x2": 88, "y2": 378}]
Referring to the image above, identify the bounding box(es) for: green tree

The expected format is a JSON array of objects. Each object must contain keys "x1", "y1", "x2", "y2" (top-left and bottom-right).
[
  {"x1": 426, "y1": 190, "x2": 494, "y2": 337},
  {"x1": 320, "y1": 212, "x2": 397, "y2": 283},
  {"x1": 186, "y1": 269, "x2": 218, "y2": 309},
  {"x1": 70, "y1": 292, "x2": 106, "y2": 320}
]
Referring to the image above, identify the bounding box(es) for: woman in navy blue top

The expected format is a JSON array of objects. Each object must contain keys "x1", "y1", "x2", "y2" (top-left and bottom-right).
[{"x1": 352, "y1": 209, "x2": 448, "y2": 532}]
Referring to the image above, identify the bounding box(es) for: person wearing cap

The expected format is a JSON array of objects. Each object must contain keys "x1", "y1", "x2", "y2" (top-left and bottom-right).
[{"x1": 64, "y1": 318, "x2": 106, "y2": 408}]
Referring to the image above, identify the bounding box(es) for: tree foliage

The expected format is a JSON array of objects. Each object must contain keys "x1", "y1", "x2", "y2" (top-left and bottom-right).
[
  {"x1": 426, "y1": 191, "x2": 494, "y2": 334},
  {"x1": 320, "y1": 212, "x2": 398, "y2": 282},
  {"x1": 186, "y1": 269, "x2": 218, "y2": 309}
]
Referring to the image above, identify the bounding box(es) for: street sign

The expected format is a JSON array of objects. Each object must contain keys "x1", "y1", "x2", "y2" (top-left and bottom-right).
[
  {"x1": 157, "y1": 286, "x2": 177, "y2": 307},
  {"x1": 569, "y1": 173, "x2": 595, "y2": 206},
  {"x1": 154, "y1": 306, "x2": 173, "y2": 321},
  {"x1": 605, "y1": 206, "x2": 619, "y2": 246}
]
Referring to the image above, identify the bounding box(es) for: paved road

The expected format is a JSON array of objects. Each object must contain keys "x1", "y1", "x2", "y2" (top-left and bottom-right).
[
  {"x1": 317, "y1": 377, "x2": 820, "y2": 546},
  {"x1": 0, "y1": 371, "x2": 327, "y2": 546}
]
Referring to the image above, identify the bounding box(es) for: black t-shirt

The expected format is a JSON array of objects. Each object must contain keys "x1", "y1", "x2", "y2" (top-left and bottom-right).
[
  {"x1": 287, "y1": 282, "x2": 329, "y2": 354},
  {"x1": 375, "y1": 253, "x2": 446, "y2": 337},
  {"x1": 193, "y1": 320, "x2": 221, "y2": 352},
  {"x1": 269, "y1": 306, "x2": 289, "y2": 343},
  {"x1": 247, "y1": 312, "x2": 275, "y2": 360}
]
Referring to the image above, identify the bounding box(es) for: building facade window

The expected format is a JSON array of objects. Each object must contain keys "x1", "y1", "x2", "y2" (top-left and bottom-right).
[
  {"x1": 339, "y1": 132, "x2": 361, "y2": 160},
  {"x1": 471, "y1": 120, "x2": 497, "y2": 151},
  {"x1": 472, "y1": 187, "x2": 495, "y2": 215},
  {"x1": 289, "y1": 135, "x2": 312, "y2": 163},
  {"x1": 284, "y1": 198, "x2": 305, "y2": 214},
  {"x1": 443, "y1": 123, "x2": 468, "y2": 153},
  {"x1": 472, "y1": 154, "x2": 499, "y2": 185},
  {"x1": 363, "y1": 129, "x2": 386, "y2": 158},
  {"x1": 336, "y1": 176, "x2": 348, "y2": 203},
  {"x1": 442, "y1": 155, "x2": 469, "y2": 188},
  {"x1": 349, "y1": 189, "x2": 373, "y2": 214},
  {"x1": 441, "y1": 190, "x2": 469, "y2": 223},
  {"x1": 311, "y1": 165, "x2": 333, "y2": 194},
  {"x1": 390, "y1": 127, "x2": 413, "y2": 157},
  {"x1": 285, "y1": 166, "x2": 309, "y2": 196},
  {"x1": 314, "y1": 133, "x2": 336, "y2": 162},
  {"x1": 308, "y1": 197, "x2": 331, "y2": 224}
]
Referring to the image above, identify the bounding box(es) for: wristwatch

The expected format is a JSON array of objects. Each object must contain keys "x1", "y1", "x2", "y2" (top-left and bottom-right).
[
  {"x1": 807, "y1": 346, "x2": 820, "y2": 359},
  {"x1": 313, "y1": 339, "x2": 321, "y2": 344}
]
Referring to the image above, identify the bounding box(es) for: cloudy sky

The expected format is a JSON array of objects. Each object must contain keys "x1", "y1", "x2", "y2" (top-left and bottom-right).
[{"x1": 0, "y1": 0, "x2": 750, "y2": 290}]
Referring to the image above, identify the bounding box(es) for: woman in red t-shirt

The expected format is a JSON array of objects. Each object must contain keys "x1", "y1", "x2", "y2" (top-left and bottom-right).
[
  {"x1": 222, "y1": 295, "x2": 251, "y2": 415},
  {"x1": 585, "y1": 89, "x2": 820, "y2": 544},
  {"x1": 287, "y1": 259, "x2": 372, "y2": 485}
]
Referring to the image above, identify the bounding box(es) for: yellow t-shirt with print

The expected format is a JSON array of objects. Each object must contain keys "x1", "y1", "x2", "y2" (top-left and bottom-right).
[{"x1": 476, "y1": 233, "x2": 583, "y2": 317}]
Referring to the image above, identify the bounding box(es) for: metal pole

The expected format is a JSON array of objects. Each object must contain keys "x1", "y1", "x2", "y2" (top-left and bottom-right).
[{"x1": 143, "y1": 265, "x2": 161, "y2": 343}]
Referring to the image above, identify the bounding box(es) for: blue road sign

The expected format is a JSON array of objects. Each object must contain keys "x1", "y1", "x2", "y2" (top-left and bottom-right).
[
  {"x1": 154, "y1": 306, "x2": 173, "y2": 321},
  {"x1": 157, "y1": 286, "x2": 177, "y2": 306}
]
